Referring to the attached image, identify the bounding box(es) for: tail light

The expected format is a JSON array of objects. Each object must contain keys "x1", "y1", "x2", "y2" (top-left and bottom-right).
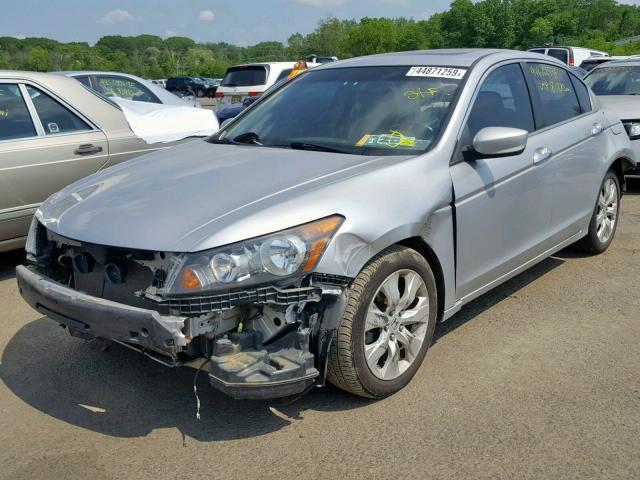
[
  {"x1": 215, "y1": 92, "x2": 224, "y2": 99},
  {"x1": 569, "y1": 53, "x2": 574, "y2": 66},
  {"x1": 248, "y1": 92, "x2": 261, "y2": 97}
]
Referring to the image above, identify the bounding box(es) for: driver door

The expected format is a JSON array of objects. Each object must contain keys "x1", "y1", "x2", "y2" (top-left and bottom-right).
[{"x1": 449, "y1": 62, "x2": 554, "y2": 301}]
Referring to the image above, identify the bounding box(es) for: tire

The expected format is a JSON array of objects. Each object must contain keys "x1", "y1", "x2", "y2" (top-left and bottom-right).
[
  {"x1": 327, "y1": 245, "x2": 438, "y2": 398},
  {"x1": 575, "y1": 170, "x2": 621, "y2": 254}
]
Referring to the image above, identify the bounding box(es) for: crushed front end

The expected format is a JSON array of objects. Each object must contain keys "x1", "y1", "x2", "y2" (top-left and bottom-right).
[{"x1": 18, "y1": 217, "x2": 351, "y2": 400}]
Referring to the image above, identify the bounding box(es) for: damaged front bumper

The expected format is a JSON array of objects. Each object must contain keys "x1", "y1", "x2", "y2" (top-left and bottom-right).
[{"x1": 16, "y1": 264, "x2": 349, "y2": 399}]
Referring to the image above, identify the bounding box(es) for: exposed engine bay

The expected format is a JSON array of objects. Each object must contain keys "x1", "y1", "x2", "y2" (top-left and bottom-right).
[{"x1": 18, "y1": 223, "x2": 351, "y2": 400}]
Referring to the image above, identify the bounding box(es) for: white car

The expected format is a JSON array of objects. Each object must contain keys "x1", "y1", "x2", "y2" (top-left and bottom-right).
[
  {"x1": 527, "y1": 46, "x2": 608, "y2": 67},
  {"x1": 59, "y1": 71, "x2": 198, "y2": 108},
  {"x1": 216, "y1": 62, "x2": 317, "y2": 108}
]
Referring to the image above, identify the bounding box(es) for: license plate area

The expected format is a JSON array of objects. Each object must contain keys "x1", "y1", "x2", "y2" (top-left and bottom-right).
[{"x1": 231, "y1": 95, "x2": 242, "y2": 104}]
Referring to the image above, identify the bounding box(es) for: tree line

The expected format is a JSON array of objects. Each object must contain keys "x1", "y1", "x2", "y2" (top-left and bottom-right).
[{"x1": 1, "y1": 0, "x2": 639, "y2": 79}]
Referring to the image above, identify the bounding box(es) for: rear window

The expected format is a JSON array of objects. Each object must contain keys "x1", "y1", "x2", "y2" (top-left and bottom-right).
[
  {"x1": 547, "y1": 48, "x2": 569, "y2": 64},
  {"x1": 221, "y1": 66, "x2": 268, "y2": 87},
  {"x1": 585, "y1": 66, "x2": 640, "y2": 95}
]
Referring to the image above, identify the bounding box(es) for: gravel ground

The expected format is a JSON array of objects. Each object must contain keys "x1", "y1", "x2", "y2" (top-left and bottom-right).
[{"x1": 0, "y1": 179, "x2": 638, "y2": 480}]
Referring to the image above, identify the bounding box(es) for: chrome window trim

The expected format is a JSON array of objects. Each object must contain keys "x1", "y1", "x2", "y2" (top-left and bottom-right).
[{"x1": 19, "y1": 83, "x2": 47, "y2": 137}]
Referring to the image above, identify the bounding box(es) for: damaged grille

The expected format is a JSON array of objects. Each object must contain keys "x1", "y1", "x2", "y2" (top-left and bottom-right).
[{"x1": 160, "y1": 285, "x2": 323, "y2": 315}]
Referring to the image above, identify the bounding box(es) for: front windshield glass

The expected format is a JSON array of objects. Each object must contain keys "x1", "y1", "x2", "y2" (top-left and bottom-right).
[
  {"x1": 214, "y1": 66, "x2": 464, "y2": 155},
  {"x1": 585, "y1": 66, "x2": 640, "y2": 95}
]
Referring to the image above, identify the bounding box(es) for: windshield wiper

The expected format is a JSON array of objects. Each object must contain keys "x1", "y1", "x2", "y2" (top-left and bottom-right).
[
  {"x1": 233, "y1": 132, "x2": 262, "y2": 145},
  {"x1": 209, "y1": 137, "x2": 232, "y2": 144},
  {"x1": 289, "y1": 142, "x2": 353, "y2": 154}
]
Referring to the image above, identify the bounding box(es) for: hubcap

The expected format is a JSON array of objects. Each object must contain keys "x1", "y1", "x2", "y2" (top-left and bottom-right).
[
  {"x1": 363, "y1": 269, "x2": 430, "y2": 380},
  {"x1": 596, "y1": 178, "x2": 618, "y2": 243}
]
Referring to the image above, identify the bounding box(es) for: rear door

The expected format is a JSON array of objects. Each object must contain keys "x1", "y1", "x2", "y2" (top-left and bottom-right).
[
  {"x1": 450, "y1": 62, "x2": 554, "y2": 300},
  {"x1": 522, "y1": 62, "x2": 608, "y2": 244},
  {"x1": 0, "y1": 81, "x2": 108, "y2": 246}
]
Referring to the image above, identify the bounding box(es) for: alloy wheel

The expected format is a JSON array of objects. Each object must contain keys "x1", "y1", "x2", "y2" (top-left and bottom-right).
[
  {"x1": 363, "y1": 269, "x2": 430, "y2": 380},
  {"x1": 596, "y1": 177, "x2": 618, "y2": 243}
]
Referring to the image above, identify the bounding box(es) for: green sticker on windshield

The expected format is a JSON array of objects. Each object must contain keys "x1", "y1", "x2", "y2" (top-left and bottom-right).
[{"x1": 356, "y1": 131, "x2": 429, "y2": 150}]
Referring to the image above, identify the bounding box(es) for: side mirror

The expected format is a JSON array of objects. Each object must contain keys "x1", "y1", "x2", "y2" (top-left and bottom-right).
[{"x1": 472, "y1": 127, "x2": 528, "y2": 156}]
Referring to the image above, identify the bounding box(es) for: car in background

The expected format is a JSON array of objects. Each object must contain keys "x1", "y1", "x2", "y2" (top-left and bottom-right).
[
  {"x1": 0, "y1": 71, "x2": 215, "y2": 252},
  {"x1": 215, "y1": 69, "x2": 295, "y2": 123},
  {"x1": 17, "y1": 50, "x2": 635, "y2": 402},
  {"x1": 216, "y1": 96, "x2": 258, "y2": 124},
  {"x1": 584, "y1": 59, "x2": 640, "y2": 175},
  {"x1": 306, "y1": 54, "x2": 339, "y2": 64},
  {"x1": 579, "y1": 56, "x2": 630, "y2": 72},
  {"x1": 527, "y1": 45, "x2": 608, "y2": 67},
  {"x1": 61, "y1": 72, "x2": 196, "y2": 108},
  {"x1": 166, "y1": 77, "x2": 211, "y2": 98},
  {"x1": 151, "y1": 79, "x2": 167, "y2": 88},
  {"x1": 215, "y1": 62, "x2": 298, "y2": 108},
  {"x1": 198, "y1": 77, "x2": 222, "y2": 97}
]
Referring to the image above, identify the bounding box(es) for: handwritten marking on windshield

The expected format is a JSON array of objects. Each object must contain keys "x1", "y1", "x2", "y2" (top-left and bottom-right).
[{"x1": 404, "y1": 87, "x2": 439, "y2": 100}]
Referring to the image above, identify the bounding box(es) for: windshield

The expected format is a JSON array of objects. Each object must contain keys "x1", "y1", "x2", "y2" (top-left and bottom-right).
[
  {"x1": 585, "y1": 66, "x2": 640, "y2": 95},
  {"x1": 221, "y1": 66, "x2": 268, "y2": 87},
  {"x1": 214, "y1": 66, "x2": 464, "y2": 156}
]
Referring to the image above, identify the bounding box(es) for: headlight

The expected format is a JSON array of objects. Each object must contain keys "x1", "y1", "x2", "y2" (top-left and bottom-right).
[
  {"x1": 623, "y1": 121, "x2": 640, "y2": 140},
  {"x1": 165, "y1": 215, "x2": 344, "y2": 294},
  {"x1": 25, "y1": 216, "x2": 40, "y2": 258}
]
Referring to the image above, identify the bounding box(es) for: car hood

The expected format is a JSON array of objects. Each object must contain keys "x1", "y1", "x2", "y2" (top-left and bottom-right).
[
  {"x1": 597, "y1": 95, "x2": 640, "y2": 120},
  {"x1": 38, "y1": 140, "x2": 400, "y2": 252}
]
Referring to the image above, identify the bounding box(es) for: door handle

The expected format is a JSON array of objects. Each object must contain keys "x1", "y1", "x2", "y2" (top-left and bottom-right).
[
  {"x1": 591, "y1": 122, "x2": 604, "y2": 136},
  {"x1": 533, "y1": 147, "x2": 552, "y2": 164},
  {"x1": 74, "y1": 144, "x2": 103, "y2": 155}
]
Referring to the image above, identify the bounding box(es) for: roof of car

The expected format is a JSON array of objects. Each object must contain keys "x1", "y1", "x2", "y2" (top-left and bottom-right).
[
  {"x1": 0, "y1": 69, "x2": 89, "y2": 89},
  {"x1": 57, "y1": 71, "x2": 146, "y2": 79},
  {"x1": 592, "y1": 58, "x2": 640, "y2": 67},
  {"x1": 321, "y1": 49, "x2": 564, "y2": 69}
]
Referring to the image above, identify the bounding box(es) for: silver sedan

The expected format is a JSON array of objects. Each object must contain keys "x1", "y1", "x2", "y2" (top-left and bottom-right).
[{"x1": 17, "y1": 49, "x2": 636, "y2": 401}]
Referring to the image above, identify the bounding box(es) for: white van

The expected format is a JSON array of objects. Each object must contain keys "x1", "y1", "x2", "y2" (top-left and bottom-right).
[
  {"x1": 215, "y1": 62, "x2": 298, "y2": 108},
  {"x1": 526, "y1": 45, "x2": 608, "y2": 67}
]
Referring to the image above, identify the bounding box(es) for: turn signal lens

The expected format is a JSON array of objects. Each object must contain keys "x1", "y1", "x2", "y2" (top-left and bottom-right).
[{"x1": 181, "y1": 267, "x2": 203, "y2": 290}]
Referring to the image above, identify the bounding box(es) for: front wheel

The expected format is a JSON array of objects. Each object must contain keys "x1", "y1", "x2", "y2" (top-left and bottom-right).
[
  {"x1": 327, "y1": 245, "x2": 438, "y2": 398},
  {"x1": 575, "y1": 170, "x2": 620, "y2": 254}
]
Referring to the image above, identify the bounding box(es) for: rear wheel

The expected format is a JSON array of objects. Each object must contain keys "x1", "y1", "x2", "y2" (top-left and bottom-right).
[
  {"x1": 327, "y1": 245, "x2": 438, "y2": 398},
  {"x1": 575, "y1": 170, "x2": 620, "y2": 254}
]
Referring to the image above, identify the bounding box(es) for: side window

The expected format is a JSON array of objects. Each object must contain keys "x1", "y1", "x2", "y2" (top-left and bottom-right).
[
  {"x1": 95, "y1": 76, "x2": 160, "y2": 103},
  {"x1": 0, "y1": 84, "x2": 37, "y2": 141},
  {"x1": 466, "y1": 63, "x2": 534, "y2": 141},
  {"x1": 25, "y1": 85, "x2": 91, "y2": 135},
  {"x1": 569, "y1": 74, "x2": 592, "y2": 113},
  {"x1": 524, "y1": 63, "x2": 582, "y2": 129}
]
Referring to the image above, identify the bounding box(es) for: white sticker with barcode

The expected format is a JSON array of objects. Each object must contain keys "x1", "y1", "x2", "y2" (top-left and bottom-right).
[{"x1": 406, "y1": 66, "x2": 467, "y2": 79}]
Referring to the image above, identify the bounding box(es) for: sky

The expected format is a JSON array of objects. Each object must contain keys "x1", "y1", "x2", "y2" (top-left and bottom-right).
[
  {"x1": 0, "y1": 0, "x2": 453, "y2": 46},
  {"x1": 1, "y1": 0, "x2": 639, "y2": 47}
]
